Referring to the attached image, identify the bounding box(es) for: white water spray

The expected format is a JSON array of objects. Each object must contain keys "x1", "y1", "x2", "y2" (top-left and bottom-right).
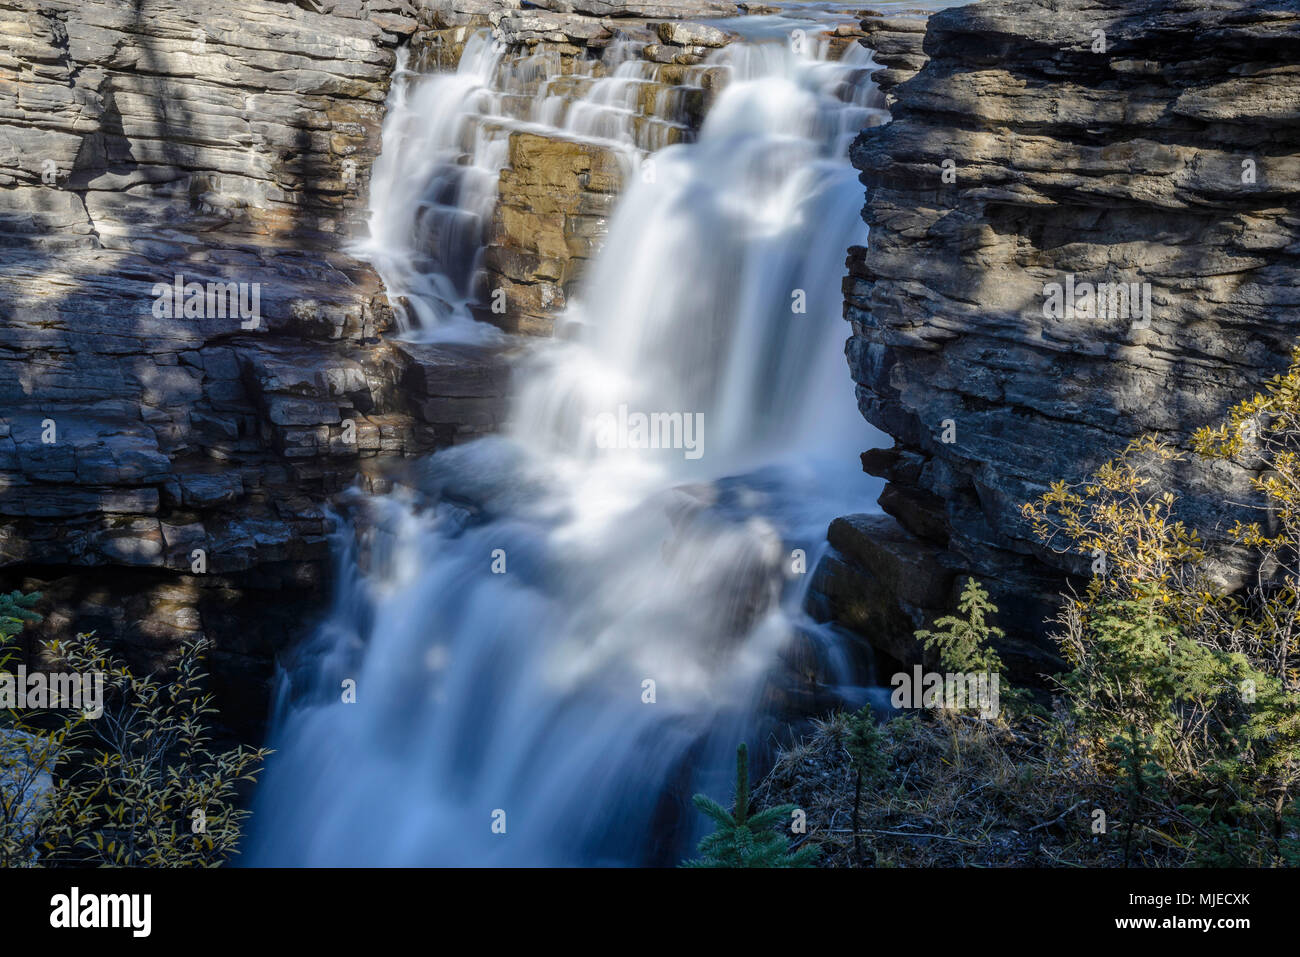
[{"x1": 251, "y1": 20, "x2": 888, "y2": 866}]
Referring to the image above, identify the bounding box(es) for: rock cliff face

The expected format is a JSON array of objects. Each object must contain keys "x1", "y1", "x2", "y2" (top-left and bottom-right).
[
  {"x1": 831, "y1": 0, "x2": 1300, "y2": 674},
  {"x1": 481, "y1": 131, "x2": 625, "y2": 335},
  {"x1": 0, "y1": 0, "x2": 815, "y2": 733},
  {"x1": 0, "y1": 0, "x2": 517, "y2": 730}
]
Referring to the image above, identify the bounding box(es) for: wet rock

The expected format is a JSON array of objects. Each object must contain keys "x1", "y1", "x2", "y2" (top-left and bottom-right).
[
  {"x1": 527, "y1": 0, "x2": 738, "y2": 18},
  {"x1": 481, "y1": 130, "x2": 624, "y2": 334},
  {"x1": 395, "y1": 341, "x2": 514, "y2": 437},
  {"x1": 497, "y1": 9, "x2": 615, "y2": 46},
  {"x1": 655, "y1": 20, "x2": 732, "y2": 47}
]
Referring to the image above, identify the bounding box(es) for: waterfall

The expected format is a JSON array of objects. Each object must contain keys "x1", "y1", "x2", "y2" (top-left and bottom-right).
[{"x1": 249, "y1": 17, "x2": 889, "y2": 866}]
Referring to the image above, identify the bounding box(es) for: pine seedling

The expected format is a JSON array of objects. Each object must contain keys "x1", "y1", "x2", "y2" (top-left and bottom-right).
[{"x1": 683, "y1": 743, "x2": 819, "y2": 867}]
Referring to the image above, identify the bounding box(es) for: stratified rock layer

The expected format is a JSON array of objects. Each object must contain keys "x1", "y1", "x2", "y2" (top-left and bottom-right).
[
  {"x1": 0, "y1": 0, "x2": 514, "y2": 731},
  {"x1": 0, "y1": 0, "x2": 765, "y2": 732},
  {"x1": 835, "y1": 0, "x2": 1300, "y2": 670}
]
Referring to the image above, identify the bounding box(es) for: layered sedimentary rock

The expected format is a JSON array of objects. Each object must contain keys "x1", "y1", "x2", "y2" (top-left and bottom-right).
[
  {"x1": 429, "y1": 4, "x2": 749, "y2": 334},
  {"x1": 855, "y1": 6, "x2": 929, "y2": 99},
  {"x1": 470, "y1": 8, "x2": 879, "y2": 335},
  {"x1": 0, "y1": 0, "x2": 777, "y2": 730},
  {"x1": 831, "y1": 0, "x2": 1300, "y2": 674},
  {"x1": 481, "y1": 131, "x2": 625, "y2": 334},
  {"x1": 0, "y1": 0, "x2": 515, "y2": 730}
]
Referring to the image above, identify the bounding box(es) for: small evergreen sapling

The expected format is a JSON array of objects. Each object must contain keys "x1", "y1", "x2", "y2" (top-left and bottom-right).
[
  {"x1": 845, "y1": 707, "x2": 888, "y2": 864},
  {"x1": 913, "y1": 579, "x2": 1028, "y2": 715},
  {"x1": 683, "y1": 743, "x2": 819, "y2": 867},
  {"x1": 1111, "y1": 725, "x2": 1165, "y2": 867},
  {"x1": 915, "y1": 578, "x2": 1005, "y2": 676},
  {"x1": 0, "y1": 590, "x2": 42, "y2": 646}
]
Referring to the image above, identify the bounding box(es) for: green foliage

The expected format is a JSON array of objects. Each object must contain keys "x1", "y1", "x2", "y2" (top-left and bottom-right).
[
  {"x1": 844, "y1": 706, "x2": 888, "y2": 864},
  {"x1": 0, "y1": 589, "x2": 42, "y2": 645},
  {"x1": 913, "y1": 579, "x2": 1032, "y2": 716},
  {"x1": 1063, "y1": 593, "x2": 1195, "y2": 761},
  {"x1": 915, "y1": 578, "x2": 1006, "y2": 677},
  {"x1": 845, "y1": 707, "x2": 889, "y2": 785},
  {"x1": 683, "y1": 743, "x2": 819, "y2": 868},
  {"x1": 1110, "y1": 725, "x2": 1166, "y2": 866},
  {"x1": 1180, "y1": 801, "x2": 1295, "y2": 868},
  {"x1": 46, "y1": 633, "x2": 271, "y2": 866},
  {"x1": 1280, "y1": 802, "x2": 1300, "y2": 866},
  {"x1": 1023, "y1": 351, "x2": 1300, "y2": 864},
  {"x1": 0, "y1": 588, "x2": 60, "y2": 867},
  {"x1": 2, "y1": 613, "x2": 270, "y2": 867}
]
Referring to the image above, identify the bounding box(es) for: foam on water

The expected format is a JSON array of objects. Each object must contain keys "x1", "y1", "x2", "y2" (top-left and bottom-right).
[{"x1": 250, "y1": 22, "x2": 889, "y2": 866}]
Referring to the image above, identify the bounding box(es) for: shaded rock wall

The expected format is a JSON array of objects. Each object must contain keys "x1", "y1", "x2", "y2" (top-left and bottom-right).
[
  {"x1": 0, "y1": 0, "x2": 771, "y2": 732},
  {"x1": 832, "y1": 0, "x2": 1300, "y2": 674},
  {"x1": 0, "y1": 0, "x2": 514, "y2": 731}
]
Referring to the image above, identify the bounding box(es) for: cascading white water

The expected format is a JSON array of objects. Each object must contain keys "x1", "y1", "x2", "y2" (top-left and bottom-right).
[
  {"x1": 355, "y1": 33, "x2": 695, "y2": 338},
  {"x1": 250, "y1": 18, "x2": 888, "y2": 866}
]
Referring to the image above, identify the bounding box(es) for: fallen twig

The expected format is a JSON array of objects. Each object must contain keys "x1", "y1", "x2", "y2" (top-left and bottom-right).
[{"x1": 1028, "y1": 799, "x2": 1088, "y2": 833}]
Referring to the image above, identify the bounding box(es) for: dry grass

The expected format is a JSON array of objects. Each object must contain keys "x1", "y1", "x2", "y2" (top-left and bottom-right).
[{"x1": 754, "y1": 708, "x2": 1153, "y2": 867}]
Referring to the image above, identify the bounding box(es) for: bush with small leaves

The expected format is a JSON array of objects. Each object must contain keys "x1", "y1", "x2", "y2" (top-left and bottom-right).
[
  {"x1": 39, "y1": 632, "x2": 272, "y2": 866},
  {"x1": 1023, "y1": 351, "x2": 1300, "y2": 863},
  {"x1": 0, "y1": 590, "x2": 75, "y2": 867},
  {"x1": 3, "y1": 608, "x2": 270, "y2": 867}
]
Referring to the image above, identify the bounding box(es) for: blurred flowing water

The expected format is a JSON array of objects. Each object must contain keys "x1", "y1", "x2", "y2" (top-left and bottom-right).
[{"x1": 250, "y1": 18, "x2": 888, "y2": 866}]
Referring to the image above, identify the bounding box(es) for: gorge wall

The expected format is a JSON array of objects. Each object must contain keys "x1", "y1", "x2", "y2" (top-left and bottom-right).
[
  {"x1": 0, "y1": 0, "x2": 523, "y2": 731},
  {"x1": 828, "y1": 0, "x2": 1300, "y2": 676},
  {"x1": 14, "y1": 0, "x2": 1293, "y2": 730},
  {"x1": 2, "y1": 0, "x2": 428, "y2": 731},
  {"x1": 0, "y1": 0, "x2": 879, "y2": 733}
]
